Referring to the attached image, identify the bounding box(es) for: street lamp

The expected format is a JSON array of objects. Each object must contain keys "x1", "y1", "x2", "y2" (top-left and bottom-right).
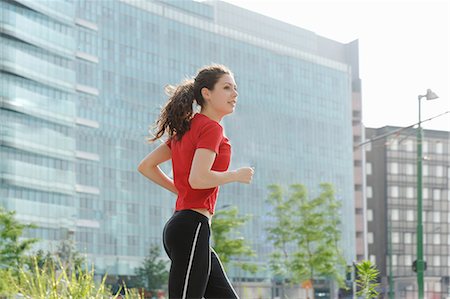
[{"x1": 416, "y1": 89, "x2": 438, "y2": 299}]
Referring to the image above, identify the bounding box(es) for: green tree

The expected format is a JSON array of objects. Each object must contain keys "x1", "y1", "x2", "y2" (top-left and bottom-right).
[
  {"x1": 355, "y1": 260, "x2": 380, "y2": 299},
  {"x1": 134, "y1": 244, "x2": 169, "y2": 293},
  {"x1": 55, "y1": 235, "x2": 85, "y2": 270},
  {"x1": 24, "y1": 237, "x2": 86, "y2": 275},
  {"x1": 266, "y1": 183, "x2": 347, "y2": 298},
  {"x1": 211, "y1": 206, "x2": 258, "y2": 273},
  {"x1": 0, "y1": 206, "x2": 37, "y2": 270}
]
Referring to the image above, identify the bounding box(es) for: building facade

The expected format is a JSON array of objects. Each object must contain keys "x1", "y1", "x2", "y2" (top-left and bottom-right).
[
  {"x1": 350, "y1": 41, "x2": 367, "y2": 263},
  {"x1": 366, "y1": 126, "x2": 450, "y2": 298},
  {"x1": 1, "y1": 0, "x2": 359, "y2": 289}
]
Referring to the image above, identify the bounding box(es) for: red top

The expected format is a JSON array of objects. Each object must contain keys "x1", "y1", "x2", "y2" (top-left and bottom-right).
[{"x1": 165, "y1": 113, "x2": 231, "y2": 214}]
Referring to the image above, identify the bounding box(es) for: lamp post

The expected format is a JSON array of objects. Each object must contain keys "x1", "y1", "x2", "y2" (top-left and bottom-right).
[{"x1": 416, "y1": 89, "x2": 438, "y2": 299}]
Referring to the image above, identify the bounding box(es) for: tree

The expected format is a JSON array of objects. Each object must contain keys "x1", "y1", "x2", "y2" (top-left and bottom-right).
[
  {"x1": 23, "y1": 234, "x2": 86, "y2": 276},
  {"x1": 134, "y1": 244, "x2": 169, "y2": 293},
  {"x1": 0, "y1": 206, "x2": 37, "y2": 270},
  {"x1": 266, "y1": 183, "x2": 347, "y2": 299},
  {"x1": 55, "y1": 235, "x2": 85, "y2": 270},
  {"x1": 211, "y1": 206, "x2": 258, "y2": 273},
  {"x1": 355, "y1": 260, "x2": 380, "y2": 299}
]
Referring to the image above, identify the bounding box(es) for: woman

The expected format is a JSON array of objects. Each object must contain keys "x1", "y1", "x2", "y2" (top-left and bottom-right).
[{"x1": 138, "y1": 64, "x2": 254, "y2": 299}]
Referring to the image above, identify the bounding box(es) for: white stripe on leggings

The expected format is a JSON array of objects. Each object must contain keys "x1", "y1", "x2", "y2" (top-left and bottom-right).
[{"x1": 182, "y1": 222, "x2": 202, "y2": 299}]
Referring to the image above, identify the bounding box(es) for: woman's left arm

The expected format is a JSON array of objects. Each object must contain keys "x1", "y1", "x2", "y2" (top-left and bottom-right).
[{"x1": 137, "y1": 143, "x2": 178, "y2": 195}]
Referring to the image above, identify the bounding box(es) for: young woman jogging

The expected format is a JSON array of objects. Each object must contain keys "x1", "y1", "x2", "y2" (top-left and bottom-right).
[{"x1": 138, "y1": 64, "x2": 254, "y2": 299}]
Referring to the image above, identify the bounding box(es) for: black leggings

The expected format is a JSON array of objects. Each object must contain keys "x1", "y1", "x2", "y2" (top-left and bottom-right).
[{"x1": 163, "y1": 210, "x2": 239, "y2": 299}]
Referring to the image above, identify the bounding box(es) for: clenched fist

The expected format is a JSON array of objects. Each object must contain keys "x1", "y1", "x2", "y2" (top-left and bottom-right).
[{"x1": 234, "y1": 167, "x2": 254, "y2": 184}]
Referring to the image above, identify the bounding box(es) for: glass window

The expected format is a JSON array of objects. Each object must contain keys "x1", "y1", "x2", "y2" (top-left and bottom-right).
[
  {"x1": 367, "y1": 209, "x2": 373, "y2": 222},
  {"x1": 404, "y1": 233, "x2": 412, "y2": 244},
  {"x1": 370, "y1": 255, "x2": 376, "y2": 265},
  {"x1": 390, "y1": 186, "x2": 399, "y2": 198},
  {"x1": 433, "y1": 234, "x2": 440, "y2": 244},
  {"x1": 390, "y1": 163, "x2": 399, "y2": 174},
  {"x1": 391, "y1": 209, "x2": 399, "y2": 221},
  {"x1": 433, "y1": 189, "x2": 441, "y2": 200},
  {"x1": 406, "y1": 187, "x2": 414, "y2": 198},
  {"x1": 436, "y1": 166, "x2": 443, "y2": 177},
  {"x1": 406, "y1": 164, "x2": 414, "y2": 175},
  {"x1": 423, "y1": 141, "x2": 428, "y2": 153},
  {"x1": 433, "y1": 256, "x2": 440, "y2": 266},
  {"x1": 435, "y1": 141, "x2": 443, "y2": 154},
  {"x1": 367, "y1": 186, "x2": 373, "y2": 198},
  {"x1": 423, "y1": 165, "x2": 429, "y2": 176},
  {"x1": 433, "y1": 212, "x2": 440, "y2": 223},
  {"x1": 392, "y1": 232, "x2": 399, "y2": 243},
  {"x1": 368, "y1": 232, "x2": 374, "y2": 244},
  {"x1": 407, "y1": 210, "x2": 414, "y2": 222},
  {"x1": 366, "y1": 163, "x2": 372, "y2": 175},
  {"x1": 423, "y1": 188, "x2": 429, "y2": 199},
  {"x1": 405, "y1": 255, "x2": 412, "y2": 267},
  {"x1": 389, "y1": 139, "x2": 398, "y2": 150},
  {"x1": 405, "y1": 140, "x2": 414, "y2": 152}
]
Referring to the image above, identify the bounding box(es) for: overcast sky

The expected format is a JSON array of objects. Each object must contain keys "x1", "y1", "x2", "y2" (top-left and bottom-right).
[{"x1": 222, "y1": 0, "x2": 450, "y2": 132}]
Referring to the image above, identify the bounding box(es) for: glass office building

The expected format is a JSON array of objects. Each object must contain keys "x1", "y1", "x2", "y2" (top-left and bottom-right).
[{"x1": 1, "y1": 0, "x2": 357, "y2": 280}]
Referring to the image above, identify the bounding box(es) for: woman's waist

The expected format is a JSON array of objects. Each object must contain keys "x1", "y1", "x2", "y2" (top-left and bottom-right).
[{"x1": 189, "y1": 208, "x2": 212, "y2": 220}]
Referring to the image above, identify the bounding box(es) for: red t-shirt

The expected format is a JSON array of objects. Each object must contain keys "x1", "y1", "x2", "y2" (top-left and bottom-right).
[{"x1": 165, "y1": 113, "x2": 231, "y2": 214}]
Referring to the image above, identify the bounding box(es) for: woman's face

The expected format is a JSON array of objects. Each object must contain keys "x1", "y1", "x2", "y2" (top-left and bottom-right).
[{"x1": 202, "y1": 74, "x2": 238, "y2": 116}]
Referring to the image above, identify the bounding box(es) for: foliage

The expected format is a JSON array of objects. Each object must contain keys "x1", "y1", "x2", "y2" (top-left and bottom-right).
[
  {"x1": 134, "y1": 244, "x2": 169, "y2": 293},
  {"x1": 211, "y1": 206, "x2": 258, "y2": 273},
  {"x1": 55, "y1": 237, "x2": 86, "y2": 270},
  {"x1": 4, "y1": 257, "x2": 142, "y2": 298},
  {"x1": 355, "y1": 260, "x2": 380, "y2": 299},
  {"x1": 24, "y1": 238, "x2": 86, "y2": 276},
  {"x1": 266, "y1": 183, "x2": 347, "y2": 295},
  {"x1": 0, "y1": 268, "x2": 15, "y2": 297},
  {"x1": 0, "y1": 206, "x2": 37, "y2": 270}
]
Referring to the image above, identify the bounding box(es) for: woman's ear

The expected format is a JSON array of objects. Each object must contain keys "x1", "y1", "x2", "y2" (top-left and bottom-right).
[{"x1": 201, "y1": 87, "x2": 210, "y2": 101}]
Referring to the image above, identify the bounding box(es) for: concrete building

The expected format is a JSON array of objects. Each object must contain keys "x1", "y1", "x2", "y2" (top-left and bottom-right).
[{"x1": 366, "y1": 126, "x2": 450, "y2": 298}]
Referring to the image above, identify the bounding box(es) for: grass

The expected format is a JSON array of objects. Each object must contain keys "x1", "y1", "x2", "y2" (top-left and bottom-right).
[{"x1": 0, "y1": 259, "x2": 143, "y2": 299}]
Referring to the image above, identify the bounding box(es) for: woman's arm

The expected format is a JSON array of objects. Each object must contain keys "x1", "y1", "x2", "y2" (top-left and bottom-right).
[
  {"x1": 188, "y1": 148, "x2": 253, "y2": 189},
  {"x1": 137, "y1": 143, "x2": 178, "y2": 195}
]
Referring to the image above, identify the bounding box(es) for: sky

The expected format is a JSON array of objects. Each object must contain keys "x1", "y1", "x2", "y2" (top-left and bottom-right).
[{"x1": 222, "y1": 0, "x2": 450, "y2": 132}]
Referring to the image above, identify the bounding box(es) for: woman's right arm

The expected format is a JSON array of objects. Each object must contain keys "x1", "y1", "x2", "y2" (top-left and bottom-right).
[
  {"x1": 137, "y1": 143, "x2": 178, "y2": 195},
  {"x1": 188, "y1": 148, "x2": 253, "y2": 189}
]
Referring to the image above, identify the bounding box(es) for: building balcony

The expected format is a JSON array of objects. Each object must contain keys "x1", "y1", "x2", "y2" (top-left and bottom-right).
[
  {"x1": 0, "y1": 7, "x2": 75, "y2": 58},
  {"x1": 0, "y1": 82, "x2": 75, "y2": 127},
  {"x1": 12, "y1": 0, "x2": 75, "y2": 25},
  {"x1": 0, "y1": 159, "x2": 75, "y2": 195},
  {"x1": 1, "y1": 122, "x2": 76, "y2": 160},
  {"x1": 0, "y1": 42, "x2": 75, "y2": 92}
]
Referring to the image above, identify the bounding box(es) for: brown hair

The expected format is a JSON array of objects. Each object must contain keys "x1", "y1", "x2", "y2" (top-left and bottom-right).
[{"x1": 148, "y1": 64, "x2": 232, "y2": 142}]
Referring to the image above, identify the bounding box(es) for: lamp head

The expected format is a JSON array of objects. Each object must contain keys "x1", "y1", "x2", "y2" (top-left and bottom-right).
[{"x1": 425, "y1": 89, "x2": 439, "y2": 101}]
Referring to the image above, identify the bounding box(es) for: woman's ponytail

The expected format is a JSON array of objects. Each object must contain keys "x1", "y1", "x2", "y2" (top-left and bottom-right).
[{"x1": 149, "y1": 79, "x2": 195, "y2": 142}]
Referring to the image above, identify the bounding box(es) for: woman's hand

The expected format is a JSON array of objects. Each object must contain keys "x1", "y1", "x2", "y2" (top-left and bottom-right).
[{"x1": 234, "y1": 167, "x2": 254, "y2": 184}]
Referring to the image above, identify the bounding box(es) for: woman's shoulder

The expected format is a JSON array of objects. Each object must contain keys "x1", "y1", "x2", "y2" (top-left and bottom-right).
[
  {"x1": 192, "y1": 113, "x2": 222, "y2": 129},
  {"x1": 190, "y1": 114, "x2": 224, "y2": 140}
]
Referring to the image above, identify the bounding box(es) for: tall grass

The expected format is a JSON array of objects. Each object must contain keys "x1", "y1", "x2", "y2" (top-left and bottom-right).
[{"x1": 1, "y1": 259, "x2": 142, "y2": 299}]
